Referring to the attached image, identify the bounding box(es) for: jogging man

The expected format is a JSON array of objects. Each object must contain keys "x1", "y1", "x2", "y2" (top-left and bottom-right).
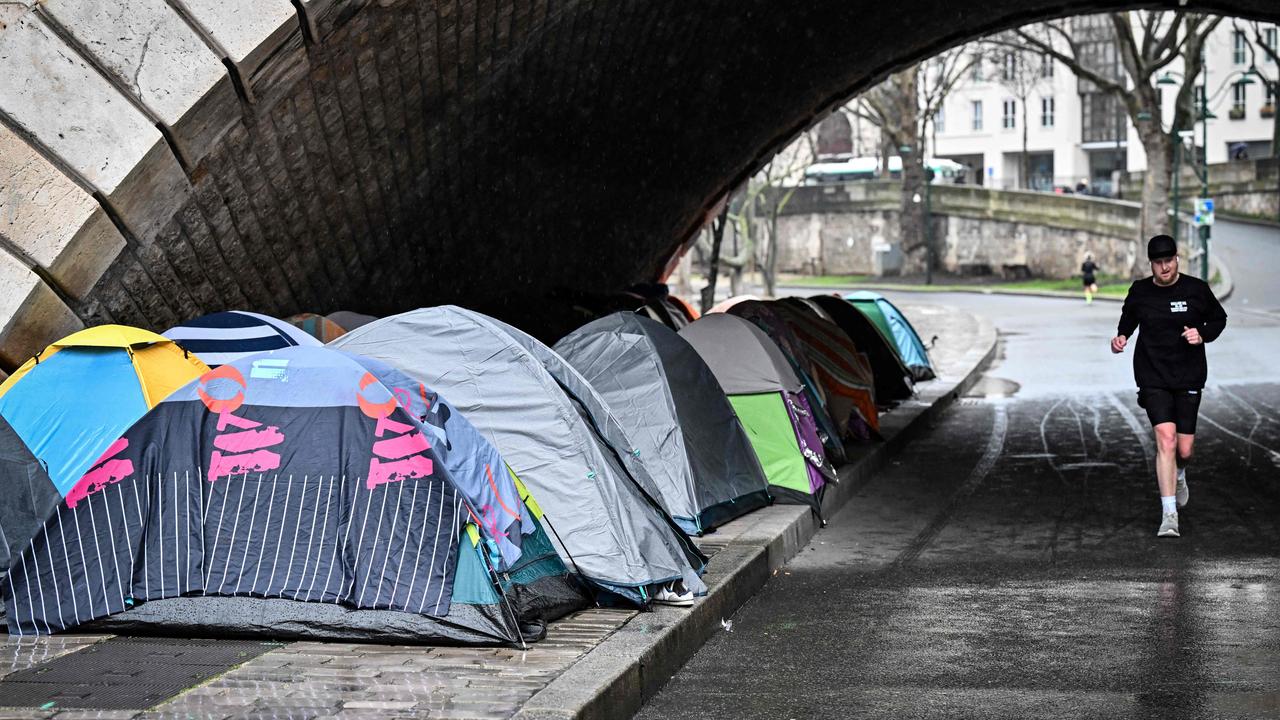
[{"x1": 1111, "y1": 234, "x2": 1227, "y2": 538}]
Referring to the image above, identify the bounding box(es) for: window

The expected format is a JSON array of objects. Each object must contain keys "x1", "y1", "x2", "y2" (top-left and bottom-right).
[
  {"x1": 1002, "y1": 99, "x2": 1016, "y2": 129},
  {"x1": 971, "y1": 100, "x2": 984, "y2": 130},
  {"x1": 934, "y1": 107, "x2": 945, "y2": 134},
  {"x1": 1233, "y1": 30, "x2": 1247, "y2": 65},
  {"x1": 1267, "y1": 27, "x2": 1278, "y2": 62},
  {"x1": 970, "y1": 55, "x2": 984, "y2": 81},
  {"x1": 1231, "y1": 82, "x2": 1248, "y2": 119},
  {"x1": 1041, "y1": 96, "x2": 1055, "y2": 127},
  {"x1": 1002, "y1": 53, "x2": 1017, "y2": 81},
  {"x1": 1040, "y1": 52, "x2": 1054, "y2": 78}
]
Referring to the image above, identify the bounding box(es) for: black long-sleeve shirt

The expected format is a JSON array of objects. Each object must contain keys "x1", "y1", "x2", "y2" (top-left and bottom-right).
[{"x1": 1116, "y1": 274, "x2": 1227, "y2": 390}]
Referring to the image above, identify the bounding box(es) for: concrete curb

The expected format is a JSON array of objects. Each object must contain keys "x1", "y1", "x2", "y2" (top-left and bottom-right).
[
  {"x1": 511, "y1": 309, "x2": 999, "y2": 720},
  {"x1": 781, "y1": 282, "x2": 1128, "y2": 303}
]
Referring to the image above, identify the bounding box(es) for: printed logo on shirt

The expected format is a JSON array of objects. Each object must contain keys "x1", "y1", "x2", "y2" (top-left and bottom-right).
[{"x1": 1170, "y1": 301, "x2": 1188, "y2": 313}]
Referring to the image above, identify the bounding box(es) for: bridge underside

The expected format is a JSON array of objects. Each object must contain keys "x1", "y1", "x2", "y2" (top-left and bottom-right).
[{"x1": 2, "y1": 0, "x2": 1278, "y2": 367}]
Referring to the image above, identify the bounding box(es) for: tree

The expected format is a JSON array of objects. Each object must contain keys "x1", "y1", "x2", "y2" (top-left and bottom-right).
[
  {"x1": 988, "y1": 41, "x2": 1047, "y2": 189},
  {"x1": 851, "y1": 48, "x2": 978, "y2": 278},
  {"x1": 1004, "y1": 13, "x2": 1223, "y2": 273}
]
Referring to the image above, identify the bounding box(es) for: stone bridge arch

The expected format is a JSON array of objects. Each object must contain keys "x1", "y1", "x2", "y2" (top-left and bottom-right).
[{"x1": 2, "y1": 0, "x2": 1277, "y2": 368}]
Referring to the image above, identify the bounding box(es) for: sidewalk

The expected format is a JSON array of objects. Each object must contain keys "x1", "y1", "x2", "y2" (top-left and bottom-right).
[{"x1": 0, "y1": 303, "x2": 997, "y2": 720}]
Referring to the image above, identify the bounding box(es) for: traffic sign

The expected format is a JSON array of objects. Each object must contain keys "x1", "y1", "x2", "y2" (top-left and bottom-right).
[{"x1": 1193, "y1": 198, "x2": 1215, "y2": 227}]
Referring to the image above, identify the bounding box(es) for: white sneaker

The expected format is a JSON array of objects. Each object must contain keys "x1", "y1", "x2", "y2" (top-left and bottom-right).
[
  {"x1": 1157, "y1": 512, "x2": 1180, "y2": 538},
  {"x1": 652, "y1": 583, "x2": 695, "y2": 607},
  {"x1": 1176, "y1": 468, "x2": 1189, "y2": 508}
]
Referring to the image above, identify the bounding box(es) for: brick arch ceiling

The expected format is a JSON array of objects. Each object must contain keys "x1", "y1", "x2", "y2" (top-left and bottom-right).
[{"x1": 1, "y1": 0, "x2": 1277, "y2": 365}]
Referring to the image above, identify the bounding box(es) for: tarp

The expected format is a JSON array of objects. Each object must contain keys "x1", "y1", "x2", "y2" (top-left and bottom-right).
[
  {"x1": 772, "y1": 299, "x2": 879, "y2": 438},
  {"x1": 0, "y1": 415, "x2": 60, "y2": 571},
  {"x1": 844, "y1": 291, "x2": 936, "y2": 381},
  {"x1": 163, "y1": 311, "x2": 321, "y2": 368},
  {"x1": 4, "y1": 346, "x2": 527, "y2": 645},
  {"x1": 723, "y1": 301, "x2": 845, "y2": 464},
  {"x1": 0, "y1": 326, "x2": 209, "y2": 497},
  {"x1": 806, "y1": 295, "x2": 914, "y2": 402},
  {"x1": 554, "y1": 313, "x2": 770, "y2": 534},
  {"x1": 330, "y1": 306, "x2": 708, "y2": 606},
  {"x1": 679, "y1": 314, "x2": 834, "y2": 510}
]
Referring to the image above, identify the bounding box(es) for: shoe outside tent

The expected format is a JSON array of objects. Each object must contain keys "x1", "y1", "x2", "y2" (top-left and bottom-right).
[
  {"x1": 0, "y1": 326, "x2": 209, "y2": 500},
  {"x1": 163, "y1": 310, "x2": 320, "y2": 367},
  {"x1": 4, "y1": 346, "x2": 543, "y2": 646},
  {"x1": 679, "y1": 313, "x2": 835, "y2": 512},
  {"x1": 330, "y1": 306, "x2": 708, "y2": 606},
  {"x1": 843, "y1": 291, "x2": 936, "y2": 381},
  {"x1": 721, "y1": 300, "x2": 845, "y2": 464},
  {"x1": 806, "y1": 295, "x2": 914, "y2": 403},
  {"x1": 771, "y1": 299, "x2": 880, "y2": 439},
  {"x1": 554, "y1": 313, "x2": 771, "y2": 535}
]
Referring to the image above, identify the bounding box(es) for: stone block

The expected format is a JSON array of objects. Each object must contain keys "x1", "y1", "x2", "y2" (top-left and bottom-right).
[
  {"x1": 0, "y1": 5, "x2": 162, "y2": 194},
  {"x1": 37, "y1": 0, "x2": 225, "y2": 127},
  {"x1": 0, "y1": 255, "x2": 83, "y2": 370},
  {"x1": 177, "y1": 0, "x2": 298, "y2": 71},
  {"x1": 0, "y1": 126, "x2": 127, "y2": 298}
]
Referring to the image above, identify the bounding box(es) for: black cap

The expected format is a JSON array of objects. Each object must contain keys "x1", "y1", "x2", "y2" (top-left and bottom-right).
[{"x1": 1147, "y1": 234, "x2": 1177, "y2": 261}]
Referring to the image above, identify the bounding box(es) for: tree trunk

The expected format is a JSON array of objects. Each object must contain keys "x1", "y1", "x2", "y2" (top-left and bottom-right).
[
  {"x1": 1021, "y1": 102, "x2": 1030, "y2": 189},
  {"x1": 700, "y1": 205, "x2": 728, "y2": 313},
  {"x1": 1136, "y1": 127, "x2": 1174, "y2": 277}
]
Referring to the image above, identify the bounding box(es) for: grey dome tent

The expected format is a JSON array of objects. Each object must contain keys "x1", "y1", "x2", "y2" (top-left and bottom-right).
[
  {"x1": 553, "y1": 313, "x2": 771, "y2": 535},
  {"x1": 0, "y1": 415, "x2": 60, "y2": 573},
  {"x1": 330, "y1": 307, "x2": 708, "y2": 606}
]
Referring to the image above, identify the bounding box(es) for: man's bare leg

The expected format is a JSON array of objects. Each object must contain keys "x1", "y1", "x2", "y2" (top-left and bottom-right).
[{"x1": 1154, "y1": 422, "x2": 1178, "y2": 498}]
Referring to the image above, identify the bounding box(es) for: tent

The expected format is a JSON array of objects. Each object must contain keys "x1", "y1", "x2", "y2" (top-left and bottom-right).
[
  {"x1": 163, "y1": 310, "x2": 321, "y2": 367},
  {"x1": 806, "y1": 295, "x2": 914, "y2": 403},
  {"x1": 553, "y1": 313, "x2": 771, "y2": 534},
  {"x1": 330, "y1": 306, "x2": 708, "y2": 606},
  {"x1": 327, "y1": 311, "x2": 379, "y2": 332},
  {"x1": 0, "y1": 326, "x2": 209, "y2": 498},
  {"x1": 722, "y1": 301, "x2": 846, "y2": 464},
  {"x1": 4, "y1": 346, "x2": 547, "y2": 645},
  {"x1": 844, "y1": 291, "x2": 936, "y2": 381},
  {"x1": 771, "y1": 299, "x2": 880, "y2": 439},
  {"x1": 0, "y1": 415, "x2": 60, "y2": 571},
  {"x1": 288, "y1": 313, "x2": 349, "y2": 343},
  {"x1": 679, "y1": 314, "x2": 835, "y2": 512}
]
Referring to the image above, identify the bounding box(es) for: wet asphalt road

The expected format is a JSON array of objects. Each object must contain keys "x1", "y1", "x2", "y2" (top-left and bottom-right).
[{"x1": 638, "y1": 221, "x2": 1280, "y2": 719}]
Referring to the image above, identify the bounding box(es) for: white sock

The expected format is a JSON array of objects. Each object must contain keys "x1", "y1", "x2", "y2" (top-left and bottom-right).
[{"x1": 1161, "y1": 496, "x2": 1177, "y2": 514}]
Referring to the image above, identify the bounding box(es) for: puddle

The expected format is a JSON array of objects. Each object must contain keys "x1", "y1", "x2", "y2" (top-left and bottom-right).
[{"x1": 964, "y1": 375, "x2": 1021, "y2": 399}]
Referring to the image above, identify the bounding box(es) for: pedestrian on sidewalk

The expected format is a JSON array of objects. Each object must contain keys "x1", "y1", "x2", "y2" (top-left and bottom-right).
[
  {"x1": 1110, "y1": 234, "x2": 1227, "y2": 538},
  {"x1": 1081, "y1": 254, "x2": 1099, "y2": 304}
]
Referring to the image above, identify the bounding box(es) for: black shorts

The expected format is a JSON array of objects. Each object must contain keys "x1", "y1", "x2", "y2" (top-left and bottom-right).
[
  {"x1": 1137, "y1": 388, "x2": 1203, "y2": 434},
  {"x1": 1082, "y1": 275, "x2": 1096, "y2": 287}
]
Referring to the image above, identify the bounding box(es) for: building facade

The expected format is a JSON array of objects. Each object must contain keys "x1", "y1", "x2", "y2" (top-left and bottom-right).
[{"x1": 930, "y1": 16, "x2": 1280, "y2": 196}]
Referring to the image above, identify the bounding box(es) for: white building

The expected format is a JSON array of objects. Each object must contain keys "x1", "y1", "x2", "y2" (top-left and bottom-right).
[{"x1": 930, "y1": 16, "x2": 1279, "y2": 196}]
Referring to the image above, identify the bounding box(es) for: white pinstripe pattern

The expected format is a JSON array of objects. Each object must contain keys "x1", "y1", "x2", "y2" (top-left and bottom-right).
[
  {"x1": 281, "y1": 476, "x2": 309, "y2": 594},
  {"x1": 388, "y1": 478, "x2": 421, "y2": 608},
  {"x1": 172, "y1": 472, "x2": 181, "y2": 593},
  {"x1": 25, "y1": 538, "x2": 52, "y2": 634},
  {"x1": 5, "y1": 566, "x2": 22, "y2": 636},
  {"x1": 54, "y1": 509, "x2": 81, "y2": 625},
  {"x1": 432, "y1": 489, "x2": 461, "y2": 615},
  {"x1": 184, "y1": 470, "x2": 192, "y2": 593},
  {"x1": 293, "y1": 475, "x2": 326, "y2": 597},
  {"x1": 417, "y1": 485, "x2": 445, "y2": 614},
  {"x1": 357, "y1": 482, "x2": 390, "y2": 605},
  {"x1": 346, "y1": 481, "x2": 377, "y2": 604},
  {"x1": 93, "y1": 489, "x2": 125, "y2": 611},
  {"x1": 203, "y1": 472, "x2": 234, "y2": 592},
  {"x1": 234, "y1": 475, "x2": 265, "y2": 595},
  {"x1": 322, "y1": 475, "x2": 354, "y2": 603},
  {"x1": 217, "y1": 473, "x2": 251, "y2": 591},
  {"x1": 137, "y1": 475, "x2": 149, "y2": 599},
  {"x1": 197, "y1": 466, "x2": 207, "y2": 579},
  {"x1": 250, "y1": 474, "x2": 280, "y2": 593},
  {"x1": 20, "y1": 548, "x2": 48, "y2": 634},
  {"x1": 156, "y1": 474, "x2": 165, "y2": 598},
  {"x1": 40, "y1": 524, "x2": 66, "y2": 631},
  {"x1": 267, "y1": 475, "x2": 294, "y2": 596},
  {"x1": 113, "y1": 486, "x2": 135, "y2": 595},
  {"x1": 403, "y1": 482, "x2": 435, "y2": 613},
  {"x1": 371, "y1": 477, "x2": 408, "y2": 608},
  {"x1": 304, "y1": 475, "x2": 336, "y2": 601}
]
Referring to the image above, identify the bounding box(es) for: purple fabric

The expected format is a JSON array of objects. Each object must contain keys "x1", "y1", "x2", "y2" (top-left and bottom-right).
[{"x1": 782, "y1": 390, "x2": 836, "y2": 494}]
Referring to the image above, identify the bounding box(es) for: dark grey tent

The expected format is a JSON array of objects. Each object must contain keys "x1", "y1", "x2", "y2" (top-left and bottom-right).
[
  {"x1": 554, "y1": 313, "x2": 771, "y2": 535},
  {"x1": 0, "y1": 415, "x2": 60, "y2": 573},
  {"x1": 331, "y1": 307, "x2": 708, "y2": 606},
  {"x1": 805, "y1": 295, "x2": 914, "y2": 403}
]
